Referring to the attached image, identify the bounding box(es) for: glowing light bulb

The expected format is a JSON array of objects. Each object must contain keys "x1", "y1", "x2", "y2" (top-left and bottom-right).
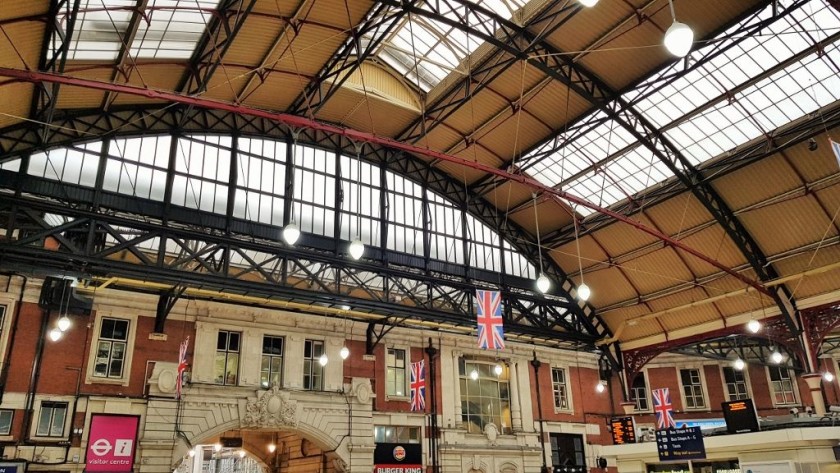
[
  {"x1": 238, "y1": 450, "x2": 246, "y2": 458},
  {"x1": 349, "y1": 238, "x2": 365, "y2": 260},
  {"x1": 48, "y1": 328, "x2": 62, "y2": 342},
  {"x1": 746, "y1": 319, "x2": 761, "y2": 333},
  {"x1": 340, "y1": 346, "x2": 350, "y2": 360},
  {"x1": 494, "y1": 364, "x2": 503, "y2": 376},
  {"x1": 578, "y1": 283, "x2": 591, "y2": 301},
  {"x1": 771, "y1": 350, "x2": 783, "y2": 364},
  {"x1": 319, "y1": 353, "x2": 328, "y2": 366},
  {"x1": 470, "y1": 369, "x2": 479, "y2": 381},
  {"x1": 188, "y1": 449, "x2": 195, "y2": 458},
  {"x1": 733, "y1": 358, "x2": 745, "y2": 371},
  {"x1": 57, "y1": 315, "x2": 71, "y2": 332},
  {"x1": 536, "y1": 274, "x2": 551, "y2": 293},
  {"x1": 664, "y1": 21, "x2": 694, "y2": 57},
  {"x1": 578, "y1": 0, "x2": 598, "y2": 6},
  {"x1": 824, "y1": 371, "x2": 835, "y2": 383},
  {"x1": 283, "y1": 222, "x2": 301, "y2": 245},
  {"x1": 268, "y1": 444, "x2": 277, "y2": 453},
  {"x1": 214, "y1": 443, "x2": 222, "y2": 452},
  {"x1": 596, "y1": 381, "x2": 606, "y2": 393}
]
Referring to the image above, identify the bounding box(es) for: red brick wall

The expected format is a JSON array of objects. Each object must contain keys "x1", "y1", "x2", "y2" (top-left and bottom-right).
[{"x1": 368, "y1": 342, "x2": 440, "y2": 414}]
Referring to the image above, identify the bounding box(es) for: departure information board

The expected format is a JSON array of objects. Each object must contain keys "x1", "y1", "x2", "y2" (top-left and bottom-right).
[
  {"x1": 656, "y1": 427, "x2": 706, "y2": 462},
  {"x1": 610, "y1": 417, "x2": 637, "y2": 445},
  {"x1": 722, "y1": 399, "x2": 759, "y2": 433}
]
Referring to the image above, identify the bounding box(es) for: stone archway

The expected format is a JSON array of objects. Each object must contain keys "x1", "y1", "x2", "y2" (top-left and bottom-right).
[{"x1": 140, "y1": 379, "x2": 374, "y2": 473}]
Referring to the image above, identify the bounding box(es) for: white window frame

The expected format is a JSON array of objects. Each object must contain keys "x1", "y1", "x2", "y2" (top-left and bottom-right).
[
  {"x1": 385, "y1": 345, "x2": 410, "y2": 400},
  {"x1": 85, "y1": 313, "x2": 138, "y2": 386},
  {"x1": 214, "y1": 330, "x2": 241, "y2": 386},
  {"x1": 31, "y1": 398, "x2": 73, "y2": 440},
  {"x1": 630, "y1": 369, "x2": 651, "y2": 413},
  {"x1": 260, "y1": 334, "x2": 285, "y2": 389},
  {"x1": 0, "y1": 297, "x2": 16, "y2": 379},
  {"x1": 677, "y1": 366, "x2": 709, "y2": 411},
  {"x1": 550, "y1": 365, "x2": 573, "y2": 413},
  {"x1": 720, "y1": 365, "x2": 751, "y2": 401},
  {"x1": 766, "y1": 366, "x2": 799, "y2": 407},
  {"x1": 303, "y1": 339, "x2": 325, "y2": 391},
  {"x1": 0, "y1": 409, "x2": 13, "y2": 436}
]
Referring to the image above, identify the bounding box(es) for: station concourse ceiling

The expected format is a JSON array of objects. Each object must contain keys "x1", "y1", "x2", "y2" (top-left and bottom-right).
[{"x1": 0, "y1": 0, "x2": 839, "y2": 354}]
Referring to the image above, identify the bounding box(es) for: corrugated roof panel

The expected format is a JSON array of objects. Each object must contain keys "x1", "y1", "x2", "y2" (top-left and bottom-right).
[
  {"x1": 445, "y1": 90, "x2": 510, "y2": 137},
  {"x1": 251, "y1": 0, "x2": 297, "y2": 16},
  {"x1": 305, "y1": 0, "x2": 372, "y2": 27},
  {"x1": 550, "y1": 233, "x2": 609, "y2": 275},
  {"x1": 788, "y1": 134, "x2": 840, "y2": 183},
  {"x1": 270, "y1": 24, "x2": 344, "y2": 75},
  {"x1": 200, "y1": 67, "x2": 252, "y2": 102},
  {"x1": 772, "y1": 245, "x2": 840, "y2": 299},
  {"x1": 621, "y1": 247, "x2": 695, "y2": 294},
  {"x1": 477, "y1": 113, "x2": 552, "y2": 164},
  {"x1": 0, "y1": 23, "x2": 45, "y2": 69},
  {"x1": 0, "y1": 83, "x2": 32, "y2": 128},
  {"x1": 573, "y1": 264, "x2": 638, "y2": 308},
  {"x1": 509, "y1": 198, "x2": 573, "y2": 235},
  {"x1": 523, "y1": 81, "x2": 590, "y2": 133},
  {"x1": 677, "y1": 225, "x2": 748, "y2": 276},
  {"x1": 541, "y1": 0, "x2": 634, "y2": 59},
  {"x1": 337, "y1": 94, "x2": 425, "y2": 138},
  {"x1": 484, "y1": 57, "x2": 547, "y2": 102},
  {"x1": 224, "y1": 15, "x2": 286, "y2": 65},
  {"x1": 643, "y1": 192, "x2": 713, "y2": 236},
  {"x1": 740, "y1": 195, "x2": 832, "y2": 255},
  {"x1": 55, "y1": 69, "x2": 114, "y2": 108},
  {"x1": 241, "y1": 73, "x2": 304, "y2": 110},
  {"x1": 482, "y1": 181, "x2": 536, "y2": 214},
  {"x1": 588, "y1": 215, "x2": 659, "y2": 256},
  {"x1": 621, "y1": 318, "x2": 666, "y2": 342},
  {"x1": 713, "y1": 153, "x2": 801, "y2": 210}
]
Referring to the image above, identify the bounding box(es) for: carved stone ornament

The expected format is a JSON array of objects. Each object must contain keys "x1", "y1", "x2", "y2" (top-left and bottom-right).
[
  {"x1": 483, "y1": 422, "x2": 498, "y2": 446},
  {"x1": 352, "y1": 378, "x2": 373, "y2": 404},
  {"x1": 243, "y1": 385, "x2": 298, "y2": 428}
]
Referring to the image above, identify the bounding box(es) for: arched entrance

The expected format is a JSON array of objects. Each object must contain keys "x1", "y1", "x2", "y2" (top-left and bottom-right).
[{"x1": 173, "y1": 429, "x2": 346, "y2": 473}]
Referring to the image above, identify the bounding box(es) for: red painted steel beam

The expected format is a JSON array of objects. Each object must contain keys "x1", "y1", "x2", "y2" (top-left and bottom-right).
[{"x1": 0, "y1": 66, "x2": 772, "y2": 296}]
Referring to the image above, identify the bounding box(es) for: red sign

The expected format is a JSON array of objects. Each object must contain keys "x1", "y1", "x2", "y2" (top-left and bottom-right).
[
  {"x1": 373, "y1": 467, "x2": 423, "y2": 473},
  {"x1": 85, "y1": 414, "x2": 139, "y2": 473}
]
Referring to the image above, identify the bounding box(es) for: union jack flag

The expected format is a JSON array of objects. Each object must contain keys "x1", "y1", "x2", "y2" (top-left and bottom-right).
[
  {"x1": 476, "y1": 290, "x2": 505, "y2": 350},
  {"x1": 831, "y1": 139, "x2": 840, "y2": 168},
  {"x1": 410, "y1": 360, "x2": 426, "y2": 412},
  {"x1": 176, "y1": 336, "x2": 190, "y2": 400},
  {"x1": 652, "y1": 387, "x2": 676, "y2": 430}
]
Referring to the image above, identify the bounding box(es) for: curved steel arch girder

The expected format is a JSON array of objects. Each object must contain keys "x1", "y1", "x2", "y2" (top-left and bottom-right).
[
  {"x1": 369, "y1": 0, "x2": 799, "y2": 335},
  {"x1": 0, "y1": 105, "x2": 613, "y2": 349}
]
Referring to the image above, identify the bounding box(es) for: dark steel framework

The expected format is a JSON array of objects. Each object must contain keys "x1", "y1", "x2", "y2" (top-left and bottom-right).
[{"x1": 0, "y1": 106, "x2": 609, "y2": 350}]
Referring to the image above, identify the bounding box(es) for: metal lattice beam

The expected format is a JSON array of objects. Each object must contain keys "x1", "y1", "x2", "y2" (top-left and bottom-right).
[
  {"x1": 288, "y1": 2, "x2": 411, "y2": 115},
  {"x1": 0, "y1": 186, "x2": 596, "y2": 347},
  {"x1": 370, "y1": 0, "x2": 800, "y2": 332}
]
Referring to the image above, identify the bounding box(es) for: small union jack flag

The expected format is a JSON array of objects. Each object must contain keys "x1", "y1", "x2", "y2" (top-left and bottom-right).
[
  {"x1": 476, "y1": 289, "x2": 505, "y2": 350},
  {"x1": 652, "y1": 388, "x2": 676, "y2": 430},
  {"x1": 831, "y1": 139, "x2": 840, "y2": 168},
  {"x1": 176, "y1": 336, "x2": 190, "y2": 400},
  {"x1": 410, "y1": 360, "x2": 426, "y2": 412}
]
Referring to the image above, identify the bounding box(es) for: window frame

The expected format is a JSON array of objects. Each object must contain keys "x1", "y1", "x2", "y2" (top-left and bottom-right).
[
  {"x1": 303, "y1": 339, "x2": 325, "y2": 391},
  {"x1": 33, "y1": 400, "x2": 69, "y2": 439},
  {"x1": 214, "y1": 330, "x2": 241, "y2": 386},
  {"x1": 766, "y1": 366, "x2": 798, "y2": 406},
  {"x1": 549, "y1": 432, "x2": 587, "y2": 470},
  {"x1": 678, "y1": 367, "x2": 707, "y2": 410},
  {"x1": 630, "y1": 371, "x2": 650, "y2": 413},
  {"x1": 550, "y1": 366, "x2": 572, "y2": 413},
  {"x1": 0, "y1": 409, "x2": 13, "y2": 436},
  {"x1": 385, "y1": 347, "x2": 409, "y2": 399},
  {"x1": 458, "y1": 358, "x2": 513, "y2": 435},
  {"x1": 721, "y1": 366, "x2": 751, "y2": 401},
  {"x1": 85, "y1": 313, "x2": 138, "y2": 386},
  {"x1": 92, "y1": 317, "x2": 130, "y2": 379},
  {"x1": 260, "y1": 334, "x2": 285, "y2": 389},
  {"x1": 0, "y1": 302, "x2": 11, "y2": 380}
]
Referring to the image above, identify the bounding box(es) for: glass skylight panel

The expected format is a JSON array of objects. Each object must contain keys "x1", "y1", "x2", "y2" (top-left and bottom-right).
[
  {"x1": 522, "y1": 113, "x2": 634, "y2": 188},
  {"x1": 630, "y1": 0, "x2": 840, "y2": 129},
  {"x1": 665, "y1": 44, "x2": 840, "y2": 164},
  {"x1": 66, "y1": 0, "x2": 220, "y2": 61},
  {"x1": 375, "y1": 0, "x2": 527, "y2": 91}
]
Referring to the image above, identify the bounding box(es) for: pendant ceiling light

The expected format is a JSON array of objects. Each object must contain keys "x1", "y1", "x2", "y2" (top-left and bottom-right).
[
  {"x1": 57, "y1": 314, "x2": 71, "y2": 332},
  {"x1": 595, "y1": 381, "x2": 606, "y2": 393},
  {"x1": 494, "y1": 363, "x2": 504, "y2": 376},
  {"x1": 340, "y1": 346, "x2": 350, "y2": 360},
  {"x1": 664, "y1": 0, "x2": 693, "y2": 57},
  {"x1": 532, "y1": 193, "x2": 550, "y2": 294},
  {"x1": 470, "y1": 369, "x2": 479, "y2": 381},
  {"x1": 733, "y1": 358, "x2": 745, "y2": 371},
  {"x1": 746, "y1": 319, "x2": 761, "y2": 333},
  {"x1": 824, "y1": 371, "x2": 835, "y2": 383},
  {"x1": 349, "y1": 150, "x2": 365, "y2": 260},
  {"x1": 282, "y1": 222, "x2": 300, "y2": 246},
  {"x1": 579, "y1": 0, "x2": 598, "y2": 6},
  {"x1": 318, "y1": 353, "x2": 329, "y2": 366},
  {"x1": 770, "y1": 349, "x2": 783, "y2": 364},
  {"x1": 48, "y1": 327, "x2": 62, "y2": 342},
  {"x1": 572, "y1": 207, "x2": 591, "y2": 301}
]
